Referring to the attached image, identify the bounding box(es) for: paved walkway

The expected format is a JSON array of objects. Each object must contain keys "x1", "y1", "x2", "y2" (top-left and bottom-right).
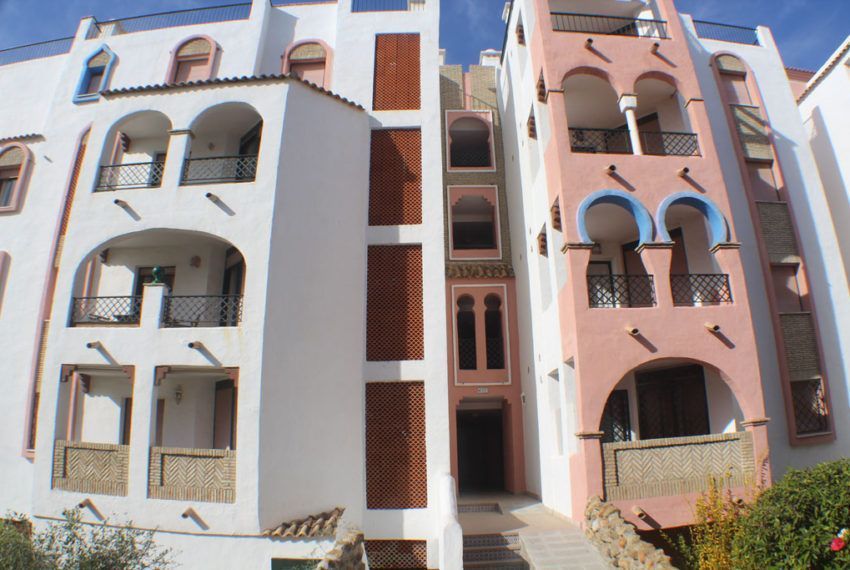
[{"x1": 458, "y1": 494, "x2": 611, "y2": 569}]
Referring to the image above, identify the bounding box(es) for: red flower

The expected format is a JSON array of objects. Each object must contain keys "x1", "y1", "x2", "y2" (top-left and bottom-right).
[{"x1": 831, "y1": 538, "x2": 846, "y2": 552}]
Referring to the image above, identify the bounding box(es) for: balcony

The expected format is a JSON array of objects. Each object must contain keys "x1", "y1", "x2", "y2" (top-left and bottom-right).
[
  {"x1": 181, "y1": 155, "x2": 258, "y2": 185},
  {"x1": 181, "y1": 102, "x2": 262, "y2": 187},
  {"x1": 86, "y1": 3, "x2": 252, "y2": 39},
  {"x1": 569, "y1": 128, "x2": 632, "y2": 154},
  {"x1": 603, "y1": 432, "x2": 754, "y2": 500},
  {"x1": 693, "y1": 20, "x2": 759, "y2": 46},
  {"x1": 551, "y1": 12, "x2": 667, "y2": 38},
  {"x1": 671, "y1": 274, "x2": 732, "y2": 306},
  {"x1": 600, "y1": 362, "x2": 754, "y2": 501},
  {"x1": 70, "y1": 296, "x2": 141, "y2": 326},
  {"x1": 69, "y1": 230, "x2": 245, "y2": 329},
  {"x1": 351, "y1": 0, "x2": 426, "y2": 12},
  {"x1": 587, "y1": 274, "x2": 656, "y2": 308},
  {"x1": 95, "y1": 161, "x2": 165, "y2": 191},
  {"x1": 639, "y1": 131, "x2": 700, "y2": 156},
  {"x1": 162, "y1": 294, "x2": 243, "y2": 328}
]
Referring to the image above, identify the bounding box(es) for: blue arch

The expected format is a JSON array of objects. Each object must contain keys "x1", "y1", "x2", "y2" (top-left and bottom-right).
[
  {"x1": 576, "y1": 190, "x2": 654, "y2": 246},
  {"x1": 656, "y1": 192, "x2": 729, "y2": 249},
  {"x1": 73, "y1": 45, "x2": 118, "y2": 104}
]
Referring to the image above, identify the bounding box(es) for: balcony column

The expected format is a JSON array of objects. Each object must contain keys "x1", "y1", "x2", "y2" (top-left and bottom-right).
[
  {"x1": 126, "y1": 365, "x2": 155, "y2": 500},
  {"x1": 618, "y1": 95, "x2": 643, "y2": 155},
  {"x1": 161, "y1": 129, "x2": 193, "y2": 189},
  {"x1": 742, "y1": 418, "x2": 771, "y2": 486},
  {"x1": 638, "y1": 244, "x2": 673, "y2": 308},
  {"x1": 572, "y1": 431, "x2": 605, "y2": 522},
  {"x1": 141, "y1": 282, "x2": 168, "y2": 329}
]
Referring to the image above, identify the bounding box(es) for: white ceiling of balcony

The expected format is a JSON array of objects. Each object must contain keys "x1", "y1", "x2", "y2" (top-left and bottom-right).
[
  {"x1": 635, "y1": 78, "x2": 677, "y2": 119},
  {"x1": 563, "y1": 74, "x2": 623, "y2": 129},
  {"x1": 584, "y1": 203, "x2": 640, "y2": 243},
  {"x1": 193, "y1": 105, "x2": 261, "y2": 137},
  {"x1": 549, "y1": 0, "x2": 646, "y2": 19},
  {"x1": 104, "y1": 230, "x2": 231, "y2": 250},
  {"x1": 117, "y1": 112, "x2": 172, "y2": 139}
]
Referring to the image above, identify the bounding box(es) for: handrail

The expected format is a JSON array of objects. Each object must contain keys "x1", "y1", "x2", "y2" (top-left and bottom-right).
[
  {"x1": 0, "y1": 37, "x2": 74, "y2": 66},
  {"x1": 551, "y1": 12, "x2": 668, "y2": 39},
  {"x1": 87, "y1": 3, "x2": 252, "y2": 39},
  {"x1": 693, "y1": 20, "x2": 759, "y2": 45}
]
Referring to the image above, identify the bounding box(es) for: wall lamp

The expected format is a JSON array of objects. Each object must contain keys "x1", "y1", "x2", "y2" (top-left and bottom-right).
[{"x1": 174, "y1": 385, "x2": 184, "y2": 405}]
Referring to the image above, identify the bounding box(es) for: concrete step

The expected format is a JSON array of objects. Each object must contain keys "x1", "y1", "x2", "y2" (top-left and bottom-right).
[
  {"x1": 458, "y1": 502, "x2": 502, "y2": 514},
  {"x1": 463, "y1": 533, "x2": 521, "y2": 549}
]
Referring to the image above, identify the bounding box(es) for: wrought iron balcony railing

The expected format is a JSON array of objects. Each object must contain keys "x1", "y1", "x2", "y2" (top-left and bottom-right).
[
  {"x1": 352, "y1": 0, "x2": 425, "y2": 12},
  {"x1": 486, "y1": 337, "x2": 505, "y2": 369},
  {"x1": 0, "y1": 37, "x2": 74, "y2": 67},
  {"x1": 551, "y1": 12, "x2": 668, "y2": 38},
  {"x1": 87, "y1": 3, "x2": 251, "y2": 39},
  {"x1": 162, "y1": 295, "x2": 243, "y2": 327},
  {"x1": 70, "y1": 296, "x2": 142, "y2": 326},
  {"x1": 587, "y1": 274, "x2": 656, "y2": 308},
  {"x1": 693, "y1": 20, "x2": 759, "y2": 46},
  {"x1": 791, "y1": 379, "x2": 830, "y2": 435},
  {"x1": 95, "y1": 161, "x2": 165, "y2": 191},
  {"x1": 181, "y1": 155, "x2": 258, "y2": 185},
  {"x1": 671, "y1": 274, "x2": 732, "y2": 306},
  {"x1": 640, "y1": 131, "x2": 700, "y2": 156},
  {"x1": 569, "y1": 128, "x2": 632, "y2": 154},
  {"x1": 458, "y1": 337, "x2": 477, "y2": 370}
]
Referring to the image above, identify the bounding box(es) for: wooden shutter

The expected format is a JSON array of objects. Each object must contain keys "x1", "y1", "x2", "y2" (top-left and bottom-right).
[{"x1": 373, "y1": 34, "x2": 420, "y2": 111}]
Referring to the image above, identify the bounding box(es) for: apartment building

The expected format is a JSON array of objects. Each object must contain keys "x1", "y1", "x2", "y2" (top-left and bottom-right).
[
  {"x1": 0, "y1": 0, "x2": 848, "y2": 567},
  {"x1": 499, "y1": 0, "x2": 850, "y2": 531}
]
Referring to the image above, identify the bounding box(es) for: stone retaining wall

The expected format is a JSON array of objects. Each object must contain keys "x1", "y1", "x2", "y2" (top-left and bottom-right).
[{"x1": 585, "y1": 496, "x2": 676, "y2": 569}]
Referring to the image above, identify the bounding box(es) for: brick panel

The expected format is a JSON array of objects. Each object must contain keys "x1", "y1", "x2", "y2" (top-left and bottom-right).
[
  {"x1": 367, "y1": 245, "x2": 424, "y2": 361},
  {"x1": 369, "y1": 130, "x2": 422, "y2": 226},
  {"x1": 366, "y1": 382, "x2": 427, "y2": 509},
  {"x1": 756, "y1": 201, "x2": 799, "y2": 263},
  {"x1": 365, "y1": 540, "x2": 428, "y2": 569},
  {"x1": 779, "y1": 313, "x2": 821, "y2": 379},
  {"x1": 731, "y1": 104, "x2": 772, "y2": 161},
  {"x1": 373, "y1": 34, "x2": 420, "y2": 111}
]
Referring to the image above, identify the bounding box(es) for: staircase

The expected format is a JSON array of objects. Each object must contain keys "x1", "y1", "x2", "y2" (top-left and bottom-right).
[{"x1": 463, "y1": 533, "x2": 529, "y2": 569}]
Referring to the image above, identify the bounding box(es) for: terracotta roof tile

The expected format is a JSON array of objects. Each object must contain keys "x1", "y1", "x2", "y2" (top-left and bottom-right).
[
  {"x1": 0, "y1": 133, "x2": 43, "y2": 144},
  {"x1": 101, "y1": 74, "x2": 364, "y2": 110},
  {"x1": 264, "y1": 507, "x2": 344, "y2": 539}
]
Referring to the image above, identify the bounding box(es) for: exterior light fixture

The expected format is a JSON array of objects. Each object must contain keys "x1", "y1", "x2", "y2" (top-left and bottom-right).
[{"x1": 175, "y1": 385, "x2": 184, "y2": 405}]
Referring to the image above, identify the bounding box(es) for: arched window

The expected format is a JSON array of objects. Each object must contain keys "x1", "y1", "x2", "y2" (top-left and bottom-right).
[
  {"x1": 74, "y1": 46, "x2": 117, "y2": 103},
  {"x1": 168, "y1": 36, "x2": 217, "y2": 84},
  {"x1": 449, "y1": 186, "x2": 500, "y2": 259},
  {"x1": 0, "y1": 144, "x2": 32, "y2": 213},
  {"x1": 457, "y1": 295, "x2": 476, "y2": 370},
  {"x1": 284, "y1": 41, "x2": 330, "y2": 88},
  {"x1": 484, "y1": 294, "x2": 505, "y2": 370},
  {"x1": 448, "y1": 114, "x2": 494, "y2": 169}
]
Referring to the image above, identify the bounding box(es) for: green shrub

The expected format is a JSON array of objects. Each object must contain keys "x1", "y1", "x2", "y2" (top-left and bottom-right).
[
  {"x1": 0, "y1": 518, "x2": 39, "y2": 569},
  {"x1": 732, "y1": 458, "x2": 850, "y2": 569},
  {"x1": 0, "y1": 510, "x2": 173, "y2": 570}
]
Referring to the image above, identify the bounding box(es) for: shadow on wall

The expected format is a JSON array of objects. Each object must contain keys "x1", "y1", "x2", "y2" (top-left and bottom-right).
[
  {"x1": 258, "y1": 8, "x2": 297, "y2": 75},
  {"x1": 807, "y1": 106, "x2": 850, "y2": 278}
]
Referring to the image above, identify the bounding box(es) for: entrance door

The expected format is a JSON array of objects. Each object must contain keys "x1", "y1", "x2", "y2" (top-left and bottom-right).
[
  {"x1": 636, "y1": 365, "x2": 709, "y2": 439},
  {"x1": 457, "y1": 408, "x2": 505, "y2": 492}
]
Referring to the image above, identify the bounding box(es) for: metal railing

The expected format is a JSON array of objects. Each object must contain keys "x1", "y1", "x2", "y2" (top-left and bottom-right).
[
  {"x1": 71, "y1": 296, "x2": 142, "y2": 326},
  {"x1": 162, "y1": 295, "x2": 243, "y2": 327},
  {"x1": 671, "y1": 274, "x2": 732, "y2": 306},
  {"x1": 551, "y1": 12, "x2": 668, "y2": 38},
  {"x1": 569, "y1": 128, "x2": 632, "y2": 154},
  {"x1": 791, "y1": 379, "x2": 830, "y2": 435},
  {"x1": 352, "y1": 0, "x2": 425, "y2": 12},
  {"x1": 87, "y1": 3, "x2": 252, "y2": 39},
  {"x1": 181, "y1": 155, "x2": 258, "y2": 185},
  {"x1": 640, "y1": 131, "x2": 700, "y2": 156},
  {"x1": 693, "y1": 20, "x2": 759, "y2": 46},
  {"x1": 272, "y1": 0, "x2": 336, "y2": 4},
  {"x1": 587, "y1": 274, "x2": 655, "y2": 308},
  {"x1": 95, "y1": 161, "x2": 165, "y2": 191},
  {"x1": 0, "y1": 37, "x2": 74, "y2": 67}
]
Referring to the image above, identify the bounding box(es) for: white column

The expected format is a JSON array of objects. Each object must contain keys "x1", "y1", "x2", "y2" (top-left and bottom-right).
[
  {"x1": 619, "y1": 94, "x2": 643, "y2": 155},
  {"x1": 161, "y1": 130, "x2": 193, "y2": 190},
  {"x1": 141, "y1": 282, "x2": 167, "y2": 329}
]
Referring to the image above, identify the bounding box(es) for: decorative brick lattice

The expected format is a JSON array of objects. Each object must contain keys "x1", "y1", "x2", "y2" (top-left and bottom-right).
[
  {"x1": 365, "y1": 540, "x2": 428, "y2": 569},
  {"x1": 780, "y1": 312, "x2": 821, "y2": 379},
  {"x1": 148, "y1": 447, "x2": 236, "y2": 503},
  {"x1": 367, "y1": 246, "x2": 423, "y2": 361},
  {"x1": 602, "y1": 432, "x2": 754, "y2": 501},
  {"x1": 366, "y1": 382, "x2": 427, "y2": 509},
  {"x1": 756, "y1": 201, "x2": 800, "y2": 263},
  {"x1": 731, "y1": 104, "x2": 772, "y2": 160},
  {"x1": 369, "y1": 129, "x2": 422, "y2": 226},
  {"x1": 373, "y1": 34, "x2": 420, "y2": 111},
  {"x1": 790, "y1": 379, "x2": 829, "y2": 435},
  {"x1": 52, "y1": 440, "x2": 129, "y2": 496}
]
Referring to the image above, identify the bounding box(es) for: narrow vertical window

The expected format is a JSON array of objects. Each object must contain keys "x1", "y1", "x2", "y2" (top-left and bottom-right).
[
  {"x1": 284, "y1": 41, "x2": 330, "y2": 88},
  {"x1": 168, "y1": 37, "x2": 217, "y2": 84},
  {"x1": 456, "y1": 296, "x2": 477, "y2": 370},
  {"x1": 484, "y1": 294, "x2": 505, "y2": 370},
  {"x1": 0, "y1": 144, "x2": 31, "y2": 213},
  {"x1": 74, "y1": 46, "x2": 117, "y2": 103}
]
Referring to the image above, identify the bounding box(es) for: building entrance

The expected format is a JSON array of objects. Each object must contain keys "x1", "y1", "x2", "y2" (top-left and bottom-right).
[{"x1": 457, "y1": 407, "x2": 505, "y2": 492}]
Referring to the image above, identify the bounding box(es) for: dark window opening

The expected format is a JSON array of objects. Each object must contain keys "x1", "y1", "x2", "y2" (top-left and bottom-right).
[
  {"x1": 484, "y1": 294, "x2": 505, "y2": 370},
  {"x1": 451, "y1": 195, "x2": 497, "y2": 250},
  {"x1": 457, "y1": 408, "x2": 505, "y2": 492},
  {"x1": 456, "y1": 295, "x2": 476, "y2": 370},
  {"x1": 84, "y1": 67, "x2": 105, "y2": 94},
  {"x1": 449, "y1": 118, "x2": 492, "y2": 168},
  {"x1": 636, "y1": 365, "x2": 710, "y2": 439},
  {"x1": 213, "y1": 379, "x2": 237, "y2": 450},
  {"x1": 600, "y1": 390, "x2": 631, "y2": 443}
]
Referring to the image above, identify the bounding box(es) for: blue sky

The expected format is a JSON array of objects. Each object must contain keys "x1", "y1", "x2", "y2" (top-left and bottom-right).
[{"x1": 0, "y1": 0, "x2": 847, "y2": 72}]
